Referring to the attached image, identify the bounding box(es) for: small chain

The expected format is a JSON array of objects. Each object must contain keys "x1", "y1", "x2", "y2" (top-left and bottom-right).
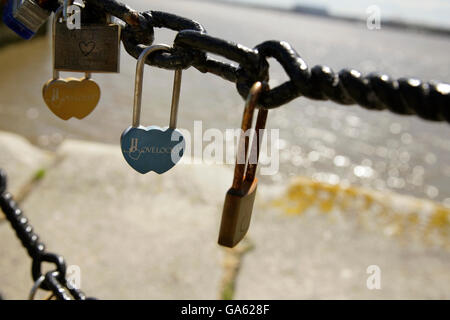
[{"x1": 0, "y1": 169, "x2": 92, "y2": 300}]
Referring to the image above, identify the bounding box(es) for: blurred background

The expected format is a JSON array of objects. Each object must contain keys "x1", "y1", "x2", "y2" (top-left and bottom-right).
[{"x1": 0, "y1": 0, "x2": 449, "y2": 299}]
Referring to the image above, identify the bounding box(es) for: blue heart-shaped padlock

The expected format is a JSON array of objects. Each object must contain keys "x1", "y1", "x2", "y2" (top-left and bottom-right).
[
  {"x1": 121, "y1": 126, "x2": 185, "y2": 174},
  {"x1": 122, "y1": 44, "x2": 187, "y2": 174}
]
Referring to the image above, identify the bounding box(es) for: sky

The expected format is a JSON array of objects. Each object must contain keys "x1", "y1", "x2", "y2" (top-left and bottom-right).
[{"x1": 219, "y1": 0, "x2": 450, "y2": 29}]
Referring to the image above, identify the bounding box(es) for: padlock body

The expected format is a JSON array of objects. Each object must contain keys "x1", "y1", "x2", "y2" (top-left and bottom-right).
[
  {"x1": 42, "y1": 77, "x2": 101, "y2": 120},
  {"x1": 54, "y1": 22, "x2": 120, "y2": 73},
  {"x1": 218, "y1": 178, "x2": 258, "y2": 248},
  {"x1": 121, "y1": 126, "x2": 186, "y2": 174},
  {"x1": 3, "y1": 0, "x2": 50, "y2": 39}
]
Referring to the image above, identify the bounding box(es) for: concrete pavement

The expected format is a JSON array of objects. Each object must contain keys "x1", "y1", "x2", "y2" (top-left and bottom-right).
[{"x1": 0, "y1": 131, "x2": 449, "y2": 299}]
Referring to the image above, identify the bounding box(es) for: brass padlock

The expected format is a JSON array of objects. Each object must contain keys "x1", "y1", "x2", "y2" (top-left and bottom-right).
[
  {"x1": 218, "y1": 82, "x2": 269, "y2": 248},
  {"x1": 54, "y1": 0, "x2": 120, "y2": 72},
  {"x1": 42, "y1": 7, "x2": 100, "y2": 120}
]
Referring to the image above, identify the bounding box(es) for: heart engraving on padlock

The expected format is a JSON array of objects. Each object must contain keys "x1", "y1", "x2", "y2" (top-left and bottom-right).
[
  {"x1": 42, "y1": 77, "x2": 100, "y2": 120},
  {"x1": 54, "y1": 3, "x2": 120, "y2": 73},
  {"x1": 121, "y1": 126, "x2": 185, "y2": 174},
  {"x1": 79, "y1": 41, "x2": 96, "y2": 56}
]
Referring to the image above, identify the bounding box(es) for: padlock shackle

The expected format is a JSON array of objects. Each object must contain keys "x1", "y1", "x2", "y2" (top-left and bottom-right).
[
  {"x1": 245, "y1": 107, "x2": 268, "y2": 182},
  {"x1": 52, "y1": 7, "x2": 63, "y2": 80},
  {"x1": 63, "y1": 0, "x2": 73, "y2": 21},
  {"x1": 132, "y1": 45, "x2": 183, "y2": 128},
  {"x1": 170, "y1": 69, "x2": 183, "y2": 129},
  {"x1": 63, "y1": 0, "x2": 86, "y2": 21},
  {"x1": 231, "y1": 82, "x2": 269, "y2": 190}
]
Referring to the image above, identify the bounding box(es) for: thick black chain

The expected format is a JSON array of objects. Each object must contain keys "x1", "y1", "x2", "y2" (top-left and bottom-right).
[
  {"x1": 40, "y1": 0, "x2": 450, "y2": 122},
  {"x1": 0, "y1": 169, "x2": 92, "y2": 300}
]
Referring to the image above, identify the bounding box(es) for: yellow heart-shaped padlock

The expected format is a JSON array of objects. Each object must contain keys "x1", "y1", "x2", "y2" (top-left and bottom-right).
[
  {"x1": 42, "y1": 76, "x2": 100, "y2": 120},
  {"x1": 41, "y1": 6, "x2": 102, "y2": 121}
]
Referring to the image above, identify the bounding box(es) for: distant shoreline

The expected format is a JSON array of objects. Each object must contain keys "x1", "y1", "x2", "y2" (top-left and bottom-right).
[{"x1": 200, "y1": 0, "x2": 450, "y2": 37}]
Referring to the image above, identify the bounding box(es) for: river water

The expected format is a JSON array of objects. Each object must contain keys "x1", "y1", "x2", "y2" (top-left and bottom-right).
[
  {"x1": 0, "y1": 0, "x2": 449, "y2": 203},
  {"x1": 215, "y1": 0, "x2": 450, "y2": 29}
]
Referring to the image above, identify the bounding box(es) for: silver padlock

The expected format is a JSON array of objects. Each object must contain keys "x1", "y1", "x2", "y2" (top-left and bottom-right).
[{"x1": 3, "y1": 0, "x2": 51, "y2": 39}]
